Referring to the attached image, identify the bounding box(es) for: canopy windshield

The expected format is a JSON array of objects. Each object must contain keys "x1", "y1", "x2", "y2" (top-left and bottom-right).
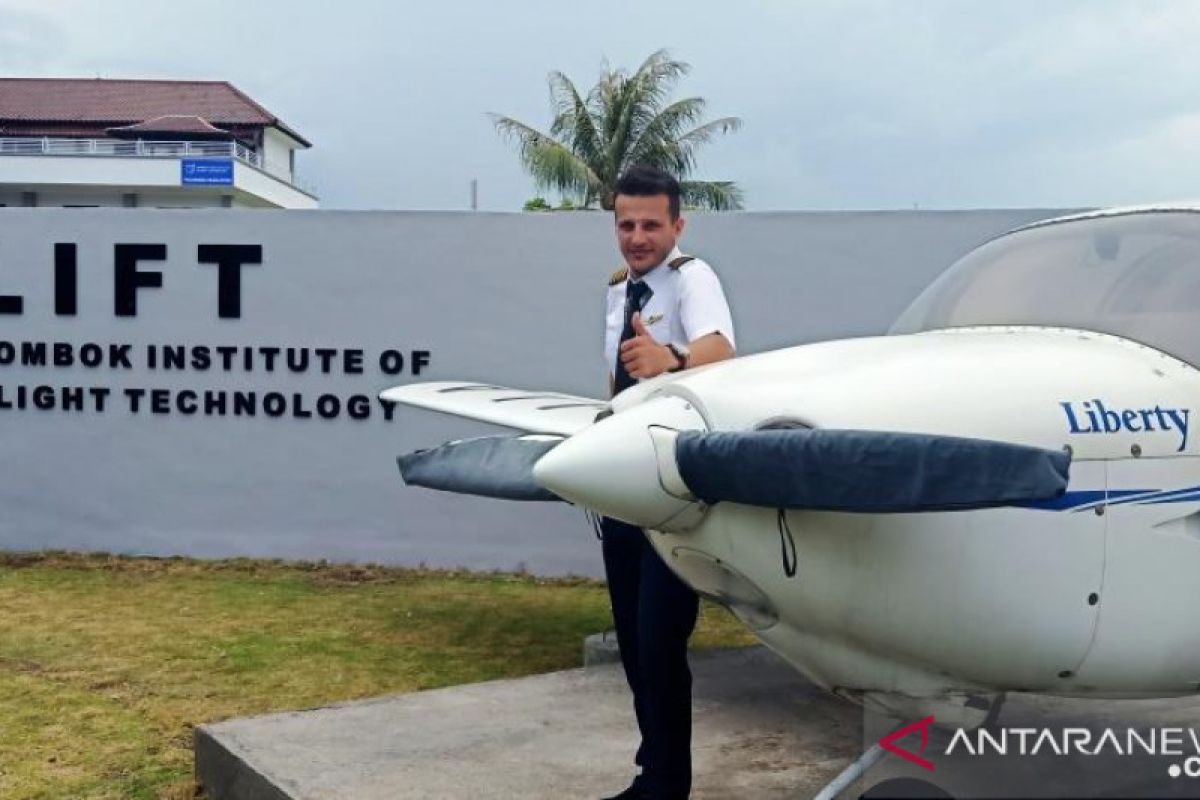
[{"x1": 891, "y1": 210, "x2": 1200, "y2": 367}]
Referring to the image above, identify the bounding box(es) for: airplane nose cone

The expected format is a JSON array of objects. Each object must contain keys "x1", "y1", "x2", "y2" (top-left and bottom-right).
[{"x1": 533, "y1": 395, "x2": 706, "y2": 528}]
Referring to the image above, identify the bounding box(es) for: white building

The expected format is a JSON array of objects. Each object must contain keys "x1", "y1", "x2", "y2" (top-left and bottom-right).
[{"x1": 0, "y1": 78, "x2": 317, "y2": 209}]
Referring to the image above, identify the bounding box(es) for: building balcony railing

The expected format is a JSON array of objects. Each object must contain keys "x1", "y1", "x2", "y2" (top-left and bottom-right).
[{"x1": 0, "y1": 136, "x2": 263, "y2": 168}]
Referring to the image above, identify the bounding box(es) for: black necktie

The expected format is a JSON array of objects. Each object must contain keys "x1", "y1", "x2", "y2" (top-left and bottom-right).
[{"x1": 613, "y1": 280, "x2": 652, "y2": 395}]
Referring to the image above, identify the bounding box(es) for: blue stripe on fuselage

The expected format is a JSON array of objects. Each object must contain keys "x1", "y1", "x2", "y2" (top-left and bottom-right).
[{"x1": 1019, "y1": 486, "x2": 1200, "y2": 511}]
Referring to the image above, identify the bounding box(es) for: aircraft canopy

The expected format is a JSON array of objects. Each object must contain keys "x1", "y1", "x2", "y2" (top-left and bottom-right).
[{"x1": 892, "y1": 209, "x2": 1200, "y2": 367}]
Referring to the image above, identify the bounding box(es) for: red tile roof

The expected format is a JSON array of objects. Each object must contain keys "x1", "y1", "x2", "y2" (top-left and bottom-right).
[
  {"x1": 107, "y1": 115, "x2": 232, "y2": 139},
  {"x1": 0, "y1": 78, "x2": 309, "y2": 146},
  {"x1": 0, "y1": 123, "x2": 105, "y2": 137}
]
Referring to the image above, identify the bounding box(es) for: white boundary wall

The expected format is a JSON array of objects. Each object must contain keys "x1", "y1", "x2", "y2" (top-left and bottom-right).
[{"x1": 0, "y1": 208, "x2": 1070, "y2": 575}]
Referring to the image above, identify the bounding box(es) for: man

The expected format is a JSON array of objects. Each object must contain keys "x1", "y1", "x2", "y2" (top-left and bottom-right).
[{"x1": 600, "y1": 165, "x2": 736, "y2": 800}]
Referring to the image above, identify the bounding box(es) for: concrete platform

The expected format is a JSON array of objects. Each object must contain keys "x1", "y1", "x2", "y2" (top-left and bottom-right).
[{"x1": 195, "y1": 647, "x2": 862, "y2": 800}]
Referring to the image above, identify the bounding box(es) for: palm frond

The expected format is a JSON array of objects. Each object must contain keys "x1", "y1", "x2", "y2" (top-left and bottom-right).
[
  {"x1": 490, "y1": 114, "x2": 599, "y2": 197},
  {"x1": 624, "y1": 97, "x2": 710, "y2": 174},
  {"x1": 490, "y1": 114, "x2": 553, "y2": 147},
  {"x1": 526, "y1": 141, "x2": 601, "y2": 198},
  {"x1": 680, "y1": 180, "x2": 744, "y2": 211},
  {"x1": 677, "y1": 116, "x2": 743, "y2": 147},
  {"x1": 630, "y1": 49, "x2": 690, "y2": 110},
  {"x1": 547, "y1": 71, "x2": 604, "y2": 167}
]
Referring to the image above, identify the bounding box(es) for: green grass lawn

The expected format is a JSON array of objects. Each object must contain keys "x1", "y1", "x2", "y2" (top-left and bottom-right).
[{"x1": 0, "y1": 552, "x2": 755, "y2": 800}]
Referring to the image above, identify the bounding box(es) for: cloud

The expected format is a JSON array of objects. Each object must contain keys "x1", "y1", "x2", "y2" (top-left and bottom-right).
[
  {"x1": 0, "y1": 5, "x2": 68, "y2": 73},
  {"x1": 2, "y1": 0, "x2": 1199, "y2": 210}
]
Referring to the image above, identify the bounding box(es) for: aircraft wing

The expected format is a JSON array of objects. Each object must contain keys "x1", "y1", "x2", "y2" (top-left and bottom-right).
[{"x1": 379, "y1": 381, "x2": 607, "y2": 435}]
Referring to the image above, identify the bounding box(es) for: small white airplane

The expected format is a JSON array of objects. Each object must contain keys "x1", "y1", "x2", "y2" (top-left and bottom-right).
[{"x1": 381, "y1": 206, "x2": 1200, "y2": 740}]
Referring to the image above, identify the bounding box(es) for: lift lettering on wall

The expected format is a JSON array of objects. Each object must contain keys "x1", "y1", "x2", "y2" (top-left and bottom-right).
[{"x1": 0, "y1": 243, "x2": 430, "y2": 422}]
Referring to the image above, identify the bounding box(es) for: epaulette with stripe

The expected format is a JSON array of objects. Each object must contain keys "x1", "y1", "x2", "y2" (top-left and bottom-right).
[{"x1": 609, "y1": 256, "x2": 696, "y2": 285}]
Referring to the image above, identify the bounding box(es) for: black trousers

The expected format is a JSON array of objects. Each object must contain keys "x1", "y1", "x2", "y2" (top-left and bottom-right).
[{"x1": 600, "y1": 516, "x2": 700, "y2": 799}]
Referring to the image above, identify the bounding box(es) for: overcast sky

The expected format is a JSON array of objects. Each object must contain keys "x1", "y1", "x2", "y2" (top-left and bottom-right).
[{"x1": 2, "y1": 0, "x2": 1198, "y2": 211}]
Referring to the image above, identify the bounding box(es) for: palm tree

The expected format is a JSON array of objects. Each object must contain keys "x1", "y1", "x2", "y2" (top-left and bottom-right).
[{"x1": 492, "y1": 50, "x2": 743, "y2": 210}]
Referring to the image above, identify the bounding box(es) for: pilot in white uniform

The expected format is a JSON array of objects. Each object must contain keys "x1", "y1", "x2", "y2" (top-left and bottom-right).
[{"x1": 599, "y1": 166, "x2": 735, "y2": 800}]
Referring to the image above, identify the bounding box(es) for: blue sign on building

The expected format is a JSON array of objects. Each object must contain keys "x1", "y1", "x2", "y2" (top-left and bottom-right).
[{"x1": 181, "y1": 159, "x2": 234, "y2": 186}]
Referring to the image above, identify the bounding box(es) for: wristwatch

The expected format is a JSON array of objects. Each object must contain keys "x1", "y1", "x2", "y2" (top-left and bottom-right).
[{"x1": 666, "y1": 343, "x2": 689, "y2": 372}]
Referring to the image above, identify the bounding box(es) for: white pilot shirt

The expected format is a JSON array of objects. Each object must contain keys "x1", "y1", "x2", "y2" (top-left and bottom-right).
[{"x1": 604, "y1": 246, "x2": 735, "y2": 380}]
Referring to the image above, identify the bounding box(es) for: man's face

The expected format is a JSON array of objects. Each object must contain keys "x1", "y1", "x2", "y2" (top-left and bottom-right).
[{"x1": 614, "y1": 193, "x2": 685, "y2": 274}]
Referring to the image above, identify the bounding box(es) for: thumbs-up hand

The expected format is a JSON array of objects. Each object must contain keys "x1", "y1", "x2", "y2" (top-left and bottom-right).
[
  {"x1": 631, "y1": 312, "x2": 651, "y2": 339},
  {"x1": 620, "y1": 312, "x2": 678, "y2": 379}
]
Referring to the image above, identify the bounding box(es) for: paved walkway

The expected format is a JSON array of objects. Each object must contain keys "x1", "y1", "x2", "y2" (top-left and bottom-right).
[{"x1": 196, "y1": 647, "x2": 861, "y2": 799}]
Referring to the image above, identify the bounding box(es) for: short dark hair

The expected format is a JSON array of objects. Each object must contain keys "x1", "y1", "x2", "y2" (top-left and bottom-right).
[{"x1": 615, "y1": 166, "x2": 682, "y2": 219}]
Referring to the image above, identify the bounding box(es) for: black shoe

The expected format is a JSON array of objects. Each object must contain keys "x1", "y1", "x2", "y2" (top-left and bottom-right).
[{"x1": 601, "y1": 777, "x2": 647, "y2": 799}]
